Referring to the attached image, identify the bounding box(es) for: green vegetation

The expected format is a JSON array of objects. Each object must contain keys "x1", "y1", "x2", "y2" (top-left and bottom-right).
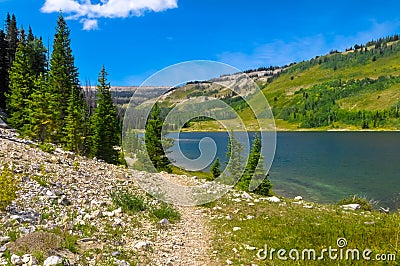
[
  {"x1": 208, "y1": 193, "x2": 400, "y2": 265},
  {"x1": 150, "y1": 202, "x2": 181, "y2": 223},
  {"x1": 1, "y1": 13, "x2": 122, "y2": 164},
  {"x1": 90, "y1": 66, "x2": 120, "y2": 164},
  {"x1": 210, "y1": 158, "x2": 221, "y2": 180},
  {"x1": 145, "y1": 103, "x2": 172, "y2": 173},
  {"x1": 0, "y1": 164, "x2": 18, "y2": 210},
  {"x1": 338, "y1": 194, "x2": 374, "y2": 211},
  {"x1": 110, "y1": 189, "x2": 146, "y2": 214}
]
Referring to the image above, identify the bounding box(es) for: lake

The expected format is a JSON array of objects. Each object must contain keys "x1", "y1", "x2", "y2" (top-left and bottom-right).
[{"x1": 167, "y1": 131, "x2": 400, "y2": 209}]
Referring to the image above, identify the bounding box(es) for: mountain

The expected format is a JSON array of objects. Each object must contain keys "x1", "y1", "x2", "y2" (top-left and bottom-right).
[{"x1": 163, "y1": 35, "x2": 400, "y2": 131}]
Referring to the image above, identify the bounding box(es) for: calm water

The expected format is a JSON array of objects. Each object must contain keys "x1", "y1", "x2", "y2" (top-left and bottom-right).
[{"x1": 167, "y1": 132, "x2": 400, "y2": 209}]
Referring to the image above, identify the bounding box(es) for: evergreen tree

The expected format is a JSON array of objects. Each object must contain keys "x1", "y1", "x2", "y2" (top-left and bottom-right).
[
  {"x1": 236, "y1": 134, "x2": 272, "y2": 195},
  {"x1": 6, "y1": 38, "x2": 34, "y2": 130},
  {"x1": 145, "y1": 103, "x2": 172, "y2": 173},
  {"x1": 5, "y1": 13, "x2": 18, "y2": 68},
  {"x1": 224, "y1": 132, "x2": 244, "y2": 184},
  {"x1": 48, "y1": 12, "x2": 81, "y2": 142},
  {"x1": 24, "y1": 74, "x2": 60, "y2": 142},
  {"x1": 0, "y1": 30, "x2": 9, "y2": 109},
  {"x1": 90, "y1": 66, "x2": 120, "y2": 164},
  {"x1": 210, "y1": 158, "x2": 221, "y2": 179}
]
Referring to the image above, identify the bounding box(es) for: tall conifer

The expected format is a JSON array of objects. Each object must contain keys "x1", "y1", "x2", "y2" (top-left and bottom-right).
[{"x1": 90, "y1": 66, "x2": 120, "y2": 164}]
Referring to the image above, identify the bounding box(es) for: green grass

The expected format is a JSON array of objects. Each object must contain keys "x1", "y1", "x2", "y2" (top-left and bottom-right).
[
  {"x1": 171, "y1": 165, "x2": 212, "y2": 180},
  {"x1": 0, "y1": 164, "x2": 19, "y2": 210},
  {"x1": 207, "y1": 193, "x2": 400, "y2": 265},
  {"x1": 110, "y1": 189, "x2": 147, "y2": 214},
  {"x1": 150, "y1": 202, "x2": 181, "y2": 223}
]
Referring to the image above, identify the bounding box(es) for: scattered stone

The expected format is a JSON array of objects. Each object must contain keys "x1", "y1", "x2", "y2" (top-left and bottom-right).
[
  {"x1": 341, "y1": 204, "x2": 360, "y2": 211},
  {"x1": 241, "y1": 192, "x2": 253, "y2": 200},
  {"x1": 225, "y1": 214, "x2": 233, "y2": 221},
  {"x1": 364, "y1": 221, "x2": 376, "y2": 225},
  {"x1": 111, "y1": 251, "x2": 121, "y2": 257},
  {"x1": 303, "y1": 205, "x2": 313, "y2": 209},
  {"x1": 0, "y1": 245, "x2": 6, "y2": 253},
  {"x1": 11, "y1": 254, "x2": 22, "y2": 265},
  {"x1": 246, "y1": 215, "x2": 255, "y2": 220},
  {"x1": 262, "y1": 196, "x2": 281, "y2": 203},
  {"x1": 233, "y1": 227, "x2": 241, "y2": 231},
  {"x1": 113, "y1": 218, "x2": 123, "y2": 227},
  {"x1": 134, "y1": 241, "x2": 151, "y2": 250},
  {"x1": 379, "y1": 207, "x2": 390, "y2": 214},
  {"x1": 21, "y1": 254, "x2": 31, "y2": 263},
  {"x1": 43, "y1": 255, "x2": 63, "y2": 266},
  {"x1": 0, "y1": 237, "x2": 10, "y2": 244},
  {"x1": 158, "y1": 218, "x2": 170, "y2": 226},
  {"x1": 226, "y1": 259, "x2": 233, "y2": 265},
  {"x1": 294, "y1": 196, "x2": 303, "y2": 201}
]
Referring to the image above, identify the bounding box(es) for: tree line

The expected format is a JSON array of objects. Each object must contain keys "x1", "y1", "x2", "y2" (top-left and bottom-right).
[{"x1": 1, "y1": 13, "x2": 120, "y2": 164}]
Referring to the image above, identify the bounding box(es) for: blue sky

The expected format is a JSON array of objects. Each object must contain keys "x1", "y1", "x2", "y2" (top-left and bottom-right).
[{"x1": 1, "y1": 0, "x2": 400, "y2": 85}]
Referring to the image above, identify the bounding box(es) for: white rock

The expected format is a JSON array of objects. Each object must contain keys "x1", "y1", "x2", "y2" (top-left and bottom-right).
[
  {"x1": 11, "y1": 254, "x2": 22, "y2": 265},
  {"x1": 294, "y1": 196, "x2": 303, "y2": 201},
  {"x1": 233, "y1": 227, "x2": 241, "y2": 231},
  {"x1": 113, "y1": 207, "x2": 122, "y2": 217},
  {"x1": 21, "y1": 254, "x2": 31, "y2": 263},
  {"x1": 264, "y1": 196, "x2": 281, "y2": 203},
  {"x1": 248, "y1": 203, "x2": 255, "y2": 206},
  {"x1": 113, "y1": 218, "x2": 123, "y2": 227},
  {"x1": 231, "y1": 198, "x2": 241, "y2": 202},
  {"x1": 0, "y1": 237, "x2": 10, "y2": 244},
  {"x1": 241, "y1": 192, "x2": 253, "y2": 200},
  {"x1": 158, "y1": 218, "x2": 170, "y2": 226},
  {"x1": 134, "y1": 241, "x2": 151, "y2": 250},
  {"x1": 226, "y1": 259, "x2": 233, "y2": 265},
  {"x1": 43, "y1": 255, "x2": 62, "y2": 266},
  {"x1": 303, "y1": 205, "x2": 313, "y2": 209},
  {"x1": 341, "y1": 204, "x2": 360, "y2": 211},
  {"x1": 246, "y1": 215, "x2": 255, "y2": 220}
]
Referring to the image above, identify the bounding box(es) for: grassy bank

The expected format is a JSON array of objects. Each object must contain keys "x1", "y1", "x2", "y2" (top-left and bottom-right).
[{"x1": 204, "y1": 192, "x2": 400, "y2": 265}]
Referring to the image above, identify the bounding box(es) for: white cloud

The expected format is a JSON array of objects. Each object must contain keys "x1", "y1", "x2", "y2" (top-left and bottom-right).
[
  {"x1": 81, "y1": 18, "x2": 98, "y2": 30},
  {"x1": 217, "y1": 20, "x2": 400, "y2": 70},
  {"x1": 41, "y1": 0, "x2": 178, "y2": 30}
]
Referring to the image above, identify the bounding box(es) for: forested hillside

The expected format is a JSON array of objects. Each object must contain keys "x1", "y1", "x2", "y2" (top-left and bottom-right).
[{"x1": 260, "y1": 36, "x2": 400, "y2": 130}]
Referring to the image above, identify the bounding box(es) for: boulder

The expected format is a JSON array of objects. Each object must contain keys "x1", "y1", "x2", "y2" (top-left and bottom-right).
[
  {"x1": 341, "y1": 204, "x2": 360, "y2": 211},
  {"x1": 43, "y1": 255, "x2": 63, "y2": 266}
]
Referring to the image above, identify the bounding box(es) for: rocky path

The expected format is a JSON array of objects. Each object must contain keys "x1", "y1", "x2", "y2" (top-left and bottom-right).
[
  {"x1": 150, "y1": 206, "x2": 213, "y2": 265},
  {"x1": 0, "y1": 129, "x2": 215, "y2": 265}
]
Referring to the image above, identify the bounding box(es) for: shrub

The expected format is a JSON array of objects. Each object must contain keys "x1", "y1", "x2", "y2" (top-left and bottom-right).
[
  {"x1": 338, "y1": 194, "x2": 374, "y2": 211},
  {"x1": 151, "y1": 202, "x2": 181, "y2": 223},
  {"x1": 7, "y1": 231, "x2": 63, "y2": 262},
  {"x1": 0, "y1": 164, "x2": 19, "y2": 211},
  {"x1": 110, "y1": 189, "x2": 146, "y2": 214},
  {"x1": 38, "y1": 143, "x2": 55, "y2": 154}
]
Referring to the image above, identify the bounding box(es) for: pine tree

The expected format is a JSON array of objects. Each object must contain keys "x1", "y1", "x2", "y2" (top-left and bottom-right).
[
  {"x1": 145, "y1": 103, "x2": 172, "y2": 173},
  {"x1": 5, "y1": 13, "x2": 18, "y2": 68},
  {"x1": 0, "y1": 30, "x2": 9, "y2": 109},
  {"x1": 63, "y1": 85, "x2": 87, "y2": 154},
  {"x1": 6, "y1": 37, "x2": 34, "y2": 130},
  {"x1": 90, "y1": 66, "x2": 120, "y2": 164},
  {"x1": 236, "y1": 134, "x2": 272, "y2": 195},
  {"x1": 224, "y1": 132, "x2": 244, "y2": 184},
  {"x1": 48, "y1": 12, "x2": 81, "y2": 142},
  {"x1": 210, "y1": 158, "x2": 221, "y2": 179},
  {"x1": 24, "y1": 74, "x2": 60, "y2": 142}
]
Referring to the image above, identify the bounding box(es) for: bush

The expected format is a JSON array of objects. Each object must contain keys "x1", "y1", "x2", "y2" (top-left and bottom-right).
[
  {"x1": 110, "y1": 189, "x2": 146, "y2": 214},
  {"x1": 7, "y1": 231, "x2": 63, "y2": 262},
  {"x1": 338, "y1": 194, "x2": 374, "y2": 211},
  {"x1": 38, "y1": 143, "x2": 56, "y2": 154},
  {"x1": 0, "y1": 164, "x2": 19, "y2": 211},
  {"x1": 151, "y1": 202, "x2": 181, "y2": 223}
]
